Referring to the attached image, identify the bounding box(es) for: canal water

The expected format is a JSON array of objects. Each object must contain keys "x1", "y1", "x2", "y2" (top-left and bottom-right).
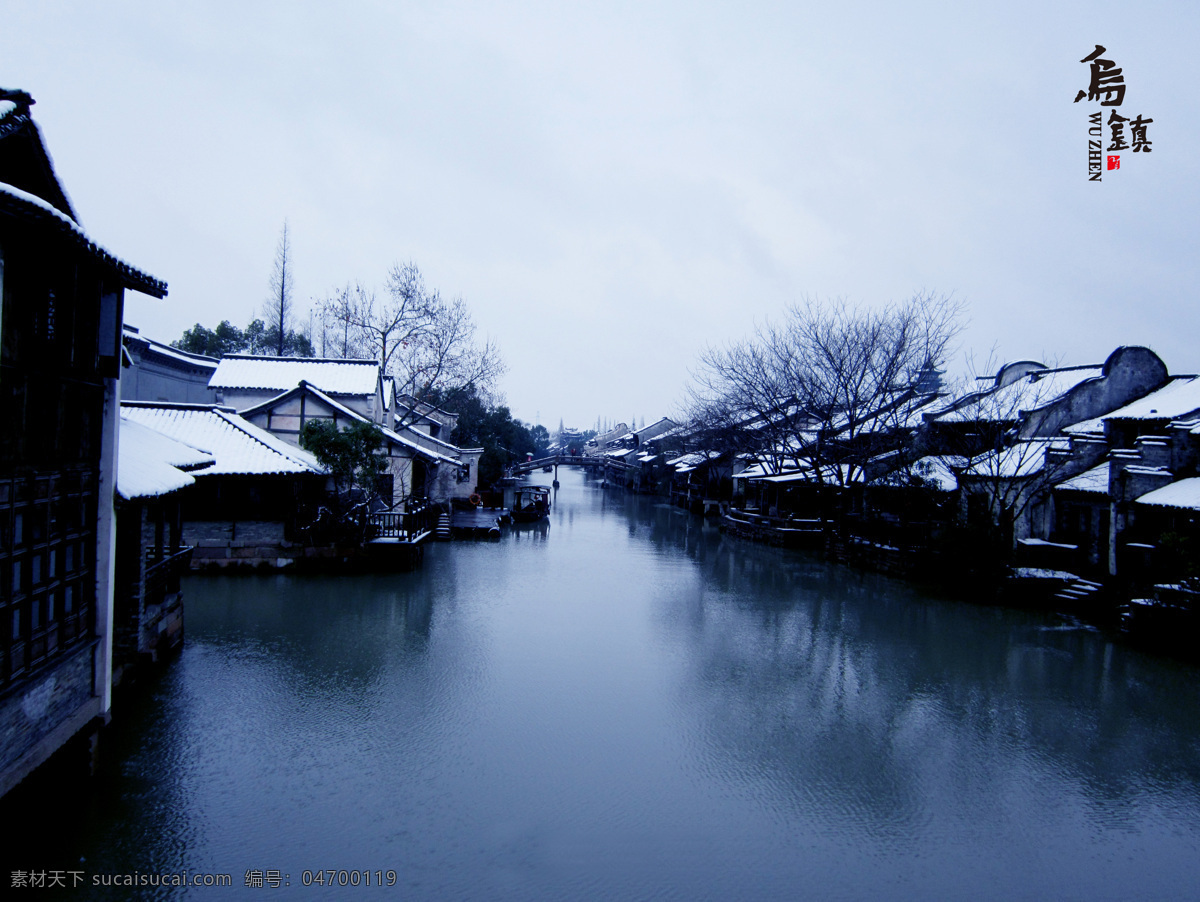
[{"x1": 11, "y1": 468, "x2": 1200, "y2": 900}]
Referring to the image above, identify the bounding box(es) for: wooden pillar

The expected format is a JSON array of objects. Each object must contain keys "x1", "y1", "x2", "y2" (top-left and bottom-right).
[
  {"x1": 95, "y1": 366, "x2": 121, "y2": 715},
  {"x1": 154, "y1": 501, "x2": 165, "y2": 559},
  {"x1": 169, "y1": 497, "x2": 181, "y2": 553}
]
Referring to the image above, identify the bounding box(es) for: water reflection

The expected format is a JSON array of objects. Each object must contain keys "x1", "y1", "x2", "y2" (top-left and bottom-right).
[
  {"x1": 7, "y1": 469, "x2": 1200, "y2": 901},
  {"x1": 509, "y1": 520, "x2": 551, "y2": 545},
  {"x1": 620, "y1": 486, "x2": 1200, "y2": 895},
  {"x1": 626, "y1": 489, "x2": 1200, "y2": 795}
]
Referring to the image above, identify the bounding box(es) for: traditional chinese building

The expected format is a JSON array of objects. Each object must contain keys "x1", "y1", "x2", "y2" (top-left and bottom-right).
[
  {"x1": 120, "y1": 402, "x2": 327, "y2": 568},
  {"x1": 208, "y1": 355, "x2": 481, "y2": 502},
  {"x1": 112, "y1": 417, "x2": 213, "y2": 686},
  {"x1": 120, "y1": 324, "x2": 217, "y2": 404},
  {"x1": 0, "y1": 89, "x2": 167, "y2": 796},
  {"x1": 238, "y1": 381, "x2": 463, "y2": 507},
  {"x1": 209, "y1": 354, "x2": 387, "y2": 422}
]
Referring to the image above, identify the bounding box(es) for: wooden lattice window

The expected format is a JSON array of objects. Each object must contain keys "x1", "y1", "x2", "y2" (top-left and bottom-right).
[{"x1": 0, "y1": 469, "x2": 97, "y2": 688}]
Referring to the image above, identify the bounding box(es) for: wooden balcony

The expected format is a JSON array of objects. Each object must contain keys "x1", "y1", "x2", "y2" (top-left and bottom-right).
[{"x1": 366, "y1": 499, "x2": 437, "y2": 544}]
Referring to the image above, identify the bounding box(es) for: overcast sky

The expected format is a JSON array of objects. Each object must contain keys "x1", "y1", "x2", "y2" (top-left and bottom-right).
[{"x1": 8, "y1": 1, "x2": 1197, "y2": 430}]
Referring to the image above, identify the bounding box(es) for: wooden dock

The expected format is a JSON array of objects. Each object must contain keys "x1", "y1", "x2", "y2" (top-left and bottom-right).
[{"x1": 451, "y1": 508, "x2": 506, "y2": 538}]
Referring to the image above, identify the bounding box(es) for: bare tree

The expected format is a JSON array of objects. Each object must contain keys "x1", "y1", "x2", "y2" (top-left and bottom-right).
[
  {"x1": 318, "y1": 283, "x2": 367, "y2": 359},
  {"x1": 686, "y1": 331, "x2": 801, "y2": 476},
  {"x1": 784, "y1": 293, "x2": 962, "y2": 486},
  {"x1": 264, "y1": 221, "x2": 294, "y2": 357},
  {"x1": 687, "y1": 292, "x2": 964, "y2": 486},
  {"x1": 923, "y1": 352, "x2": 1077, "y2": 549},
  {"x1": 350, "y1": 263, "x2": 436, "y2": 375},
  {"x1": 321, "y1": 260, "x2": 505, "y2": 429},
  {"x1": 398, "y1": 291, "x2": 505, "y2": 424}
]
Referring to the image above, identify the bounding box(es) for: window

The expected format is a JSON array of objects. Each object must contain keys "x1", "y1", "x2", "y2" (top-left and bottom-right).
[
  {"x1": 376, "y1": 474, "x2": 395, "y2": 508},
  {"x1": 0, "y1": 470, "x2": 96, "y2": 686}
]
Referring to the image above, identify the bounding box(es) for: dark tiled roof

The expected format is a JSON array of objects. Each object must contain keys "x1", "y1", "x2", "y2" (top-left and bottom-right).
[
  {"x1": 0, "y1": 183, "x2": 167, "y2": 298},
  {"x1": 0, "y1": 89, "x2": 166, "y2": 298}
]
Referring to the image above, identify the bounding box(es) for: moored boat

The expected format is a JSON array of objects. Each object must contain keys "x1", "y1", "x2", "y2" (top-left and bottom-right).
[{"x1": 511, "y1": 485, "x2": 552, "y2": 522}]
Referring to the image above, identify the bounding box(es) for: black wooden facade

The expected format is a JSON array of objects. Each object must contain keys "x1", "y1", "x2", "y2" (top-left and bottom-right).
[{"x1": 0, "y1": 90, "x2": 166, "y2": 796}]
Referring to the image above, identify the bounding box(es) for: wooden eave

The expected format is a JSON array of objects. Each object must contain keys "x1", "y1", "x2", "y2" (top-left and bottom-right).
[{"x1": 0, "y1": 187, "x2": 167, "y2": 298}]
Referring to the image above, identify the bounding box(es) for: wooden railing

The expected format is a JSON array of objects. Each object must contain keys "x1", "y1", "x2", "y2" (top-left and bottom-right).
[
  {"x1": 143, "y1": 546, "x2": 195, "y2": 605},
  {"x1": 367, "y1": 498, "x2": 437, "y2": 542},
  {"x1": 367, "y1": 511, "x2": 410, "y2": 539}
]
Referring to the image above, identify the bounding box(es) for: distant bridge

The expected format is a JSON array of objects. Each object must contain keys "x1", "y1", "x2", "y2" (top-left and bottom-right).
[{"x1": 509, "y1": 454, "x2": 630, "y2": 479}]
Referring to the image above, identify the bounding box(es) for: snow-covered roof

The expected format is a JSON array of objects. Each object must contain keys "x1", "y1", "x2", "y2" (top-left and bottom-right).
[
  {"x1": 1135, "y1": 478, "x2": 1200, "y2": 511},
  {"x1": 726, "y1": 400, "x2": 811, "y2": 434},
  {"x1": 668, "y1": 451, "x2": 720, "y2": 473},
  {"x1": 1009, "y1": 367, "x2": 1105, "y2": 410},
  {"x1": 934, "y1": 367, "x2": 1103, "y2": 423},
  {"x1": 638, "y1": 416, "x2": 676, "y2": 433},
  {"x1": 592, "y1": 423, "x2": 629, "y2": 445},
  {"x1": 0, "y1": 181, "x2": 167, "y2": 297},
  {"x1": 122, "y1": 416, "x2": 213, "y2": 470},
  {"x1": 210, "y1": 355, "x2": 381, "y2": 395},
  {"x1": 736, "y1": 460, "x2": 802, "y2": 480},
  {"x1": 909, "y1": 455, "x2": 966, "y2": 492},
  {"x1": 960, "y1": 440, "x2": 1053, "y2": 479},
  {"x1": 124, "y1": 326, "x2": 219, "y2": 371},
  {"x1": 734, "y1": 457, "x2": 852, "y2": 484},
  {"x1": 851, "y1": 393, "x2": 943, "y2": 434},
  {"x1": 0, "y1": 95, "x2": 78, "y2": 219},
  {"x1": 117, "y1": 418, "x2": 215, "y2": 500},
  {"x1": 653, "y1": 424, "x2": 689, "y2": 442},
  {"x1": 121, "y1": 403, "x2": 324, "y2": 476},
  {"x1": 735, "y1": 462, "x2": 772, "y2": 480},
  {"x1": 815, "y1": 391, "x2": 942, "y2": 437},
  {"x1": 1055, "y1": 462, "x2": 1109, "y2": 495},
  {"x1": 755, "y1": 464, "x2": 860, "y2": 485},
  {"x1": 395, "y1": 393, "x2": 459, "y2": 424},
  {"x1": 393, "y1": 416, "x2": 474, "y2": 460},
  {"x1": 241, "y1": 383, "x2": 459, "y2": 466},
  {"x1": 755, "y1": 471, "x2": 808, "y2": 484},
  {"x1": 1065, "y1": 376, "x2": 1200, "y2": 434},
  {"x1": 1124, "y1": 465, "x2": 1172, "y2": 477},
  {"x1": 618, "y1": 417, "x2": 679, "y2": 442},
  {"x1": 325, "y1": 391, "x2": 460, "y2": 465},
  {"x1": 757, "y1": 470, "x2": 813, "y2": 484}
]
